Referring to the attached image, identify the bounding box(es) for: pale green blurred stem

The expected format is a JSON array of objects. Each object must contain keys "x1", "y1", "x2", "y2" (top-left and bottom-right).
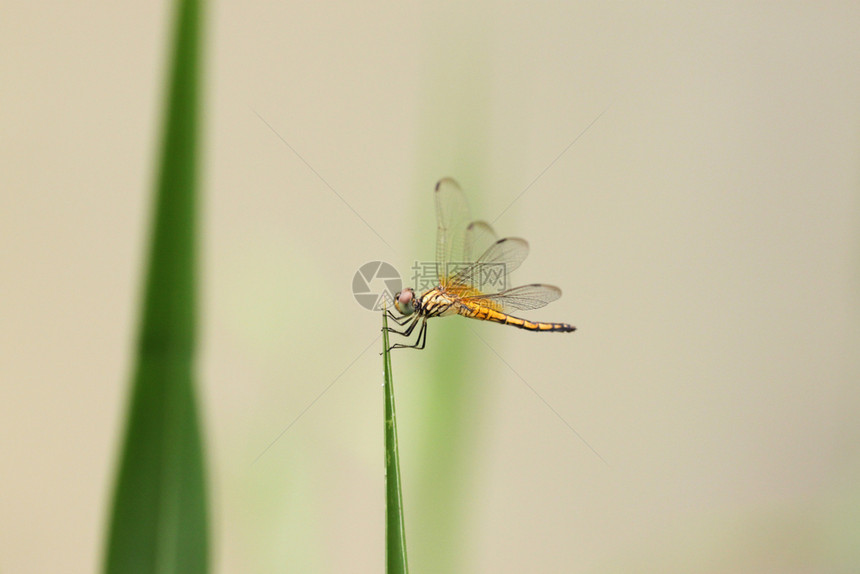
[{"x1": 410, "y1": 31, "x2": 494, "y2": 571}]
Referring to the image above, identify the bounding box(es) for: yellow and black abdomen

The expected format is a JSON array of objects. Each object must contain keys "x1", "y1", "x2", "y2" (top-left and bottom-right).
[{"x1": 457, "y1": 303, "x2": 575, "y2": 332}]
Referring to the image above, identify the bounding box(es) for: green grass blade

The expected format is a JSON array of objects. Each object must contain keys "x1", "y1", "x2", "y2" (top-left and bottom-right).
[
  {"x1": 382, "y1": 311, "x2": 409, "y2": 574},
  {"x1": 103, "y1": 0, "x2": 208, "y2": 572}
]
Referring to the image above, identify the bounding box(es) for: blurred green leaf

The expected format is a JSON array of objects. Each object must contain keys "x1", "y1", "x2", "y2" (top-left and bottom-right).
[
  {"x1": 409, "y1": 32, "x2": 493, "y2": 572},
  {"x1": 382, "y1": 311, "x2": 410, "y2": 574},
  {"x1": 103, "y1": 0, "x2": 208, "y2": 572},
  {"x1": 412, "y1": 162, "x2": 490, "y2": 572}
]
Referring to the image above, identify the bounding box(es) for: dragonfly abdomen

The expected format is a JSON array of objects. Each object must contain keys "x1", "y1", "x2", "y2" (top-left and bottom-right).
[{"x1": 458, "y1": 304, "x2": 576, "y2": 332}]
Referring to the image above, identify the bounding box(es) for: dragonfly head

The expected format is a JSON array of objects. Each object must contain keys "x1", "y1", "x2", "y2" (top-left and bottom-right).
[{"x1": 394, "y1": 288, "x2": 418, "y2": 316}]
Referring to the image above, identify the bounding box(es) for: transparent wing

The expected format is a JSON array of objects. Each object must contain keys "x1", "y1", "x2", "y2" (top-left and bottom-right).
[
  {"x1": 434, "y1": 178, "x2": 472, "y2": 286},
  {"x1": 473, "y1": 237, "x2": 528, "y2": 274},
  {"x1": 460, "y1": 283, "x2": 562, "y2": 312},
  {"x1": 463, "y1": 220, "x2": 497, "y2": 264},
  {"x1": 448, "y1": 236, "x2": 529, "y2": 294}
]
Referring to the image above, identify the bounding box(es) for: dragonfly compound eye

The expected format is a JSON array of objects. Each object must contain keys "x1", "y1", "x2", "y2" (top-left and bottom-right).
[{"x1": 395, "y1": 289, "x2": 416, "y2": 315}]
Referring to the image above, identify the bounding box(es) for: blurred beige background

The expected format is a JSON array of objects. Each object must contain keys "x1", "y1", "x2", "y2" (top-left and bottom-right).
[{"x1": 2, "y1": 2, "x2": 860, "y2": 573}]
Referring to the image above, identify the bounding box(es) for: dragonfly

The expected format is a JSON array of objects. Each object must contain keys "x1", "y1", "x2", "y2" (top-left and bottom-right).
[{"x1": 386, "y1": 177, "x2": 576, "y2": 350}]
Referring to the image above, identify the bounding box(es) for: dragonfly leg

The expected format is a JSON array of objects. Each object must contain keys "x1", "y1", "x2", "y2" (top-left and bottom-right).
[
  {"x1": 389, "y1": 319, "x2": 428, "y2": 350},
  {"x1": 385, "y1": 309, "x2": 413, "y2": 326},
  {"x1": 413, "y1": 319, "x2": 428, "y2": 349},
  {"x1": 385, "y1": 315, "x2": 421, "y2": 337}
]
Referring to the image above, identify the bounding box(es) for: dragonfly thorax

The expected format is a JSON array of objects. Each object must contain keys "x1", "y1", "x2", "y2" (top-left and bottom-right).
[{"x1": 416, "y1": 287, "x2": 458, "y2": 318}]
